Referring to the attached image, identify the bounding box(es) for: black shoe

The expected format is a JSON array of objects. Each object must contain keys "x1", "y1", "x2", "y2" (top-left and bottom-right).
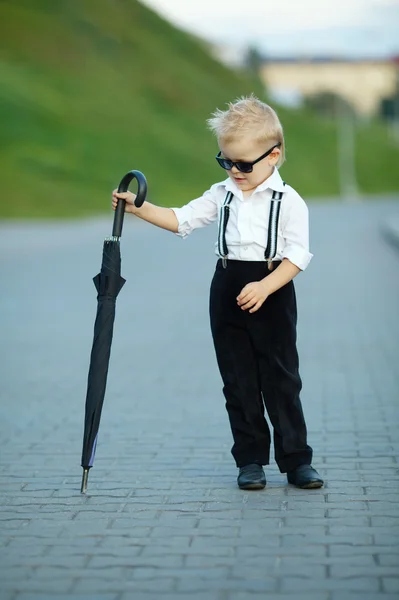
[
  {"x1": 237, "y1": 464, "x2": 266, "y2": 490},
  {"x1": 287, "y1": 465, "x2": 324, "y2": 489}
]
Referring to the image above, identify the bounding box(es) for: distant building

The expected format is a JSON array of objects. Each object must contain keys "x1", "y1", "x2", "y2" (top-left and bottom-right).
[{"x1": 260, "y1": 57, "x2": 398, "y2": 117}]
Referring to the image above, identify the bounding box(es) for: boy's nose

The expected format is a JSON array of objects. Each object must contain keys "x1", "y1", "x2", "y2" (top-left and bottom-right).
[{"x1": 231, "y1": 165, "x2": 240, "y2": 174}]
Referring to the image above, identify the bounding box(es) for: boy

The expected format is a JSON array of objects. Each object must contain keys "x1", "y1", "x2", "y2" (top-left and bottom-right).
[{"x1": 112, "y1": 95, "x2": 323, "y2": 490}]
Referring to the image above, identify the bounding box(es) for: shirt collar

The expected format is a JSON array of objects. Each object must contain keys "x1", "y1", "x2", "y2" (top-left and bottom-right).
[{"x1": 217, "y1": 167, "x2": 286, "y2": 195}]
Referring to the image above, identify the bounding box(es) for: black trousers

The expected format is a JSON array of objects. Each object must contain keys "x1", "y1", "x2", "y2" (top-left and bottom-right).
[{"x1": 209, "y1": 259, "x2": 312, "y2": 472}]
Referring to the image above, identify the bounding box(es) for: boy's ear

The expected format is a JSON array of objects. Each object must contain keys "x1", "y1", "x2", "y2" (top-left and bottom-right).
[{"x1": 269, "y1": 149, "x2": 280, "y2": 164}]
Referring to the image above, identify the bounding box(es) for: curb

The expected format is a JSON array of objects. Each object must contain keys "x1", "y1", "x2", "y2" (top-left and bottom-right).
[{"x1": 382, "y1": 217, "x2": 399, "y2": 252}]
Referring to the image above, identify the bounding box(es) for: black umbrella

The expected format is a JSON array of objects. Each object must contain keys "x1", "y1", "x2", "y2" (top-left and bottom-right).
[{"x1": 80, "y1": 170, "x2": 147, "y2": 494}]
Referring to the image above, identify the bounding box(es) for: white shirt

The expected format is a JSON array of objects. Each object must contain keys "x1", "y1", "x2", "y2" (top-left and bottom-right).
[{"x1": 171, "y1": 168, "x2": 313, "y2": 271}]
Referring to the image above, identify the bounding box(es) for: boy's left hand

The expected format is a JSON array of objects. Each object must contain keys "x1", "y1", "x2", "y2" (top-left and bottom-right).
[{"x1": 237, "y1": 281, "x2": 270, "y2": 313}]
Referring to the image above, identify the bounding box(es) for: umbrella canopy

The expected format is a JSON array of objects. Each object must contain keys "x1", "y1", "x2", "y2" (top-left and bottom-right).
[{"x1": 80, "y1": 170, "x2": 147, "y2": 493}]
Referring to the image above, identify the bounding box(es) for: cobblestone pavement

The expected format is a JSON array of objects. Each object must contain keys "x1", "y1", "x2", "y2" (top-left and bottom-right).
[{"x1": 1, "y1": 197, "x2": 399, "y2": 600}]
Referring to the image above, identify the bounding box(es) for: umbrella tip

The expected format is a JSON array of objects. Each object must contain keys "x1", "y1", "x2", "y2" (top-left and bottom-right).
[{"x1": 81, "y1": 467, "x2": 90, "y2": 494}]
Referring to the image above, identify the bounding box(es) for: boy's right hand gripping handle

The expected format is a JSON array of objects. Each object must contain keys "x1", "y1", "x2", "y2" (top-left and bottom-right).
[{"x1": 112, "y1": 170, "x2": 148, "y2": 238}]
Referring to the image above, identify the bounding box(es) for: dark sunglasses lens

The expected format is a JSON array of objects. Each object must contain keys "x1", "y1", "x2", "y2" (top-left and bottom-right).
[
  {"x1": 236, "y1": 162, "x2": 252, "y2": 173},
  {"x1": 217, "y1": 157, "x2": 233, "y2": 170}
]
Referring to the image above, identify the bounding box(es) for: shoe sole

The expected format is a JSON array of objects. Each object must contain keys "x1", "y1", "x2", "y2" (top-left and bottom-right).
[
  {"x1": 238, "y1": 482, "x2": 266, "y2": 490},
  {"x1": 297, "y1": 480, "x2": 324, "y2": 489}
]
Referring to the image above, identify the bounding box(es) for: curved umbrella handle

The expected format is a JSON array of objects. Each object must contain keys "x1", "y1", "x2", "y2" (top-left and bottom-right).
[{"x1": 112, "y1": 170, "x2": 148, "y2": 238}]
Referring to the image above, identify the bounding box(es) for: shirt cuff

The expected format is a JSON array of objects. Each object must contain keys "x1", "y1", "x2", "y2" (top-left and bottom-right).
[
  {"x1": 170, "y1": 207, "x2": 191, "y2": 239},
  {"x1": 282, "y1": 244, "x2": 313, "y2": 271}
]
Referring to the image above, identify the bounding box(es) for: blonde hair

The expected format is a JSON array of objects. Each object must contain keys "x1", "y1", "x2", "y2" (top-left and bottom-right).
[{"x1": 207, "y1": 94, "x2": 285, "y2": 167}]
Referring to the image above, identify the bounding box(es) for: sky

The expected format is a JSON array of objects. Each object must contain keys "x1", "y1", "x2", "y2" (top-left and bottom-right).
[{"x1": 141, "y1": 0, "x2": 399, "y2": 59}]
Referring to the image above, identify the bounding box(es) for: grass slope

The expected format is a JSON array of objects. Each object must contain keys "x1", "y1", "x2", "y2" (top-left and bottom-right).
[{"x1": 1, "y1": 0, "x2": 398, "y2": 218}]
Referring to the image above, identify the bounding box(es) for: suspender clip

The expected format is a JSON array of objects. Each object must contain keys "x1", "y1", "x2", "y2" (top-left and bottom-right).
[{"x1": 222, "y1": 257, "x2": 227, "y2": 269}]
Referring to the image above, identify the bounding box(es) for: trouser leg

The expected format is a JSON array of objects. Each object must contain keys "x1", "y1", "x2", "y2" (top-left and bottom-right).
[
  {"x1": 210, "y1": 264, "x2": 270, "y2": 467},
  {"x1": 247, "y1": 279, "x2": 313, "y2": 473}
]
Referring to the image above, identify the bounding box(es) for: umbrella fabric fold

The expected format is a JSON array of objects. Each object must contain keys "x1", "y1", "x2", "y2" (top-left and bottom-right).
[{"x1": 81, "y1": 240, "x2": 125, "y2": 471}]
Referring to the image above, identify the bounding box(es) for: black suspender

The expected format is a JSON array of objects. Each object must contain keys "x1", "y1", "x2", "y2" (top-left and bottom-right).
[
  {"x1": 264, "y1": 190, "x2": 283, "y2": 264},
  {"x1": 218, "y1": 186, "x2": 285, "y2": 266},
  {"x1": 218, "y1": 191, "x2": 234, "y2": 262}
]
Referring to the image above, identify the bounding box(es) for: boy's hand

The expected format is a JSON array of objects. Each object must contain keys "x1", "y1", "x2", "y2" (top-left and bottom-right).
[
  {"x1": 112, "y1": 189, "x2": 138, "y2": 214},
  {"x1": 237, "y1": 281, "x2": 270, "y2": 313}
]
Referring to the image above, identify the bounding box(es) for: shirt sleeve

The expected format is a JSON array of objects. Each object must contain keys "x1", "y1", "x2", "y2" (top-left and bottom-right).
[
  {"x1": 170, "y1": 188, "x2": 218, "y2": 238},
  {"x1": 281, "y1": 189, "x2": 313, "y2": 271}
]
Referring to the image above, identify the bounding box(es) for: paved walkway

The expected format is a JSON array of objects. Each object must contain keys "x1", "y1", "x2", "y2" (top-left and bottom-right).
[{"x1": 1, "y1": 198, "x2": 399, "y2": 600}]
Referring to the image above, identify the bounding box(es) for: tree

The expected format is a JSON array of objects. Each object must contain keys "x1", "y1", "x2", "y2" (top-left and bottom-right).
[{"x1": 304, "y1": 91, "x2": 356, "y2": 119}]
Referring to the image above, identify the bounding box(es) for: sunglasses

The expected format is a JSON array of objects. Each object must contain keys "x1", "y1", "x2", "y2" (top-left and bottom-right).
[{"x1": 216, "y1": 142, "x2": 281, "y2": 174}]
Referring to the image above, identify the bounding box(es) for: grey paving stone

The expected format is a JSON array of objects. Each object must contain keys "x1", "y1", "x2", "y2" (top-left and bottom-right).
[
  {"x1": 228, "y1": 595, "x2": 329, "y2": 600},
  {"x1": 382, "y1": 578, "x2": 399, "y2": 593},
  {"x1": 176, "y1": 578, "x2": 279, "y2": 592},
  {"x1": 72, "y1": 578, "x2": 177, "y2": 593},
  {"x1": 90, "y1": 554, "x2": 185, "y2": 568},
  {"x1": 1, "y1": 580, "x2": 73, "y2": 593},
  {"x1": 377, "y1": 554, "x2": 399, "y2": 566},
  {"x1": 329, "y1": 544, "x2": 395, "y2": 557},
  {"x1": 281, "y1": 577, "x2": 380, "y2": 592},
  {"x1": 33, "y1": 566, "x2": 125, "y2": 580},
  {"x1": 0, "y1": 567, "x2": 34, "y2": 581},
  {"x1": 0, "y1": 593, "x2": 16, "y2": 600},
  {"x1": 119, "y1": 594, "x2": 223, "y2": 600},
  {"x1": 374, "y1": 533, "x2": 399, "y2": 546},
  {"x1": 15, "y1": 596, "x2": 118, "y2": 600},
  {"x1": 330, "y1": 595, "x2": 399, "y2": 600}
]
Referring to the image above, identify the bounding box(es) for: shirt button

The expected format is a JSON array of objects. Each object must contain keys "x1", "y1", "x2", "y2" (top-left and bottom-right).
[{"x1": 243, "y1": 246, "x2": 248, "y2": 251}]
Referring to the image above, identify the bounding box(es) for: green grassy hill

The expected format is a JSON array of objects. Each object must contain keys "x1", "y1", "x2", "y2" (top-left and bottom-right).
[{"x1": 1, "y1": 0, "x2": 398, "y2": 218}]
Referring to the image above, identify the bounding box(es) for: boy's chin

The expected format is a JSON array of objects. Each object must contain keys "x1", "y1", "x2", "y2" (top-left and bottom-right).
[{"x1": 239, "y1": 182, "x2": 254, "y2": 191}]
